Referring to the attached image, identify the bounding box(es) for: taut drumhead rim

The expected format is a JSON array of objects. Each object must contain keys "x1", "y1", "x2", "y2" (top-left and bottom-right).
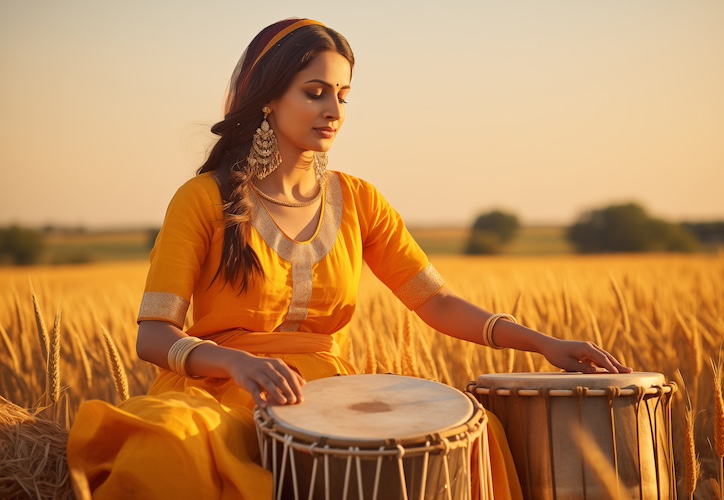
[
  {"x1": 266, "y1": 374, "x2": 474, "y2": 444},
  {"x1": 476, "y1": 371, "x2": 666, "y2": 390}
]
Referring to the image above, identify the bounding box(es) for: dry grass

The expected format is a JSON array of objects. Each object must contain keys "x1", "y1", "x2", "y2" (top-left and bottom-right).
[
  {"x1": 0, "y1": 396, "x2": 73, "y2": 500},
  {"x1": 0, "y1": 254, "x2": 722, "y2": 498}
]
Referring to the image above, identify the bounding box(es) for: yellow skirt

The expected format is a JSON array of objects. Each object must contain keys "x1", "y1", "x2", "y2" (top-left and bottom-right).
[{"x1": 67, "y1": 350, "x2": 522, "y2": 500}]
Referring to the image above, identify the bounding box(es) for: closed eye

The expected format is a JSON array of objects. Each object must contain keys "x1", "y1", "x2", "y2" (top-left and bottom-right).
[{"x1": 306, "y1": 91, "x2": 348, "y2": 105}]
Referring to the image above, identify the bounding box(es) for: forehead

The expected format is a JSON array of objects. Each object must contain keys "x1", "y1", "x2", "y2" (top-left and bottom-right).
[{"x1": 293, "y1": 51, "x2": 351, "y2": 86}]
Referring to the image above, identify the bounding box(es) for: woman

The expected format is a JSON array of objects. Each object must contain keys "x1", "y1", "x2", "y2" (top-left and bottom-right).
[{"x1": 67, "y1": 18, "x2": 630, "y2": 499}]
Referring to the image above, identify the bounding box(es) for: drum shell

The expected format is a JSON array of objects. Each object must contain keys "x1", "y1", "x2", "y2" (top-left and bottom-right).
[
  {"x1": 259, "y1": 429, "x2": 478, "y2": 500},
  {"x1": 472, "y1": 373, "x2": 676, "y2": 500}
]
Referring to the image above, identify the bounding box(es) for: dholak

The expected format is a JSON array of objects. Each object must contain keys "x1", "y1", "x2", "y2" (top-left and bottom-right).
[
  {"x1": 254, "y1": 374, "x2": 493, "y2": 500},
  {"x1": 469, "y1": 372, "x2": 676, "y2": 500}
]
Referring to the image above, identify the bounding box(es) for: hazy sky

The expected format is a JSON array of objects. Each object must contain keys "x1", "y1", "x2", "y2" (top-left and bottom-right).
[{"x1": 1, "y1": 1, "x2": 722, "y2": 229}]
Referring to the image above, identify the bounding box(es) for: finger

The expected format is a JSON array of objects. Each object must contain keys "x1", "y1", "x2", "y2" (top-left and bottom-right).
[
  {"x1": 248, "y1": 384, "x2": 268, "y2": 409},
  {"x1": 606, "y1": 352, "x2": 633, "y2": 373},
  {"x1": 264, "y1": 363, "x2": 304, "y2": 405},
  {"x1": 258, "y1": 373, "x2": 291, "y2": 406},
  {"x1": 577, "y1": 359, "x2": 598, "y2": 374},
  {"x1": 588, "y1": 344, "x2": 633, "y2": 374},
  {"x1": 595, "y1": 344, "x2": 635, "y2": 374},
  {"x1": 285, "y1": 368, "x2": 306, "y2": 404},
  {"x1": 271, "y1": 361, "x2": 307, "y2": 404}
]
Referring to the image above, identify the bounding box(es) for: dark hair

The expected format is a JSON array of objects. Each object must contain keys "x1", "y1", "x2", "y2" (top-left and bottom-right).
[{"x1": 197, "y1": 20, "x2": 354, "y2": 293}]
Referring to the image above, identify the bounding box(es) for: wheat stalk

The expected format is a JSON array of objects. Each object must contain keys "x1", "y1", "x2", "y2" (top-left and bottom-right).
[
  {"x1": 29, "y1": 280, "x2": 49, "y2": 365},
  {"x1": 562, "y1": 283, "x2": 572, "y2": 338},
  {"x1": 0, "y1": 321, "x2": 20, "y2": 373},
  {"x1": 46, "y1": 304, "x2": 62, "y2": 411},
  {"x1": 711, "y1": 353, "x2": 724, "y2": 500},
  {"x1": 608, "y1": 273, "x2": 631, "y2": 335},
  {"x1": 99, "y1": 324, "x2": 130, "y2": 402},
  {"x1": 676, "y1": 308, "x2": 703, "y2": 409},
  {"x1": 681, "y1": 377, "x2": 701, "y2": 499},
  {"x1": 401, "y1": 310, "x2": 419, "y2": 377},
  {"x1": 70, "y1": 326, "x2": 93, "y2": 390}
]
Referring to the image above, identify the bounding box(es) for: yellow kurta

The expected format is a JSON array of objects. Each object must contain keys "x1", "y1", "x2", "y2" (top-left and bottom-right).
[{"x1": 67, "y1": 171, "x2": 521, "y2": 499}]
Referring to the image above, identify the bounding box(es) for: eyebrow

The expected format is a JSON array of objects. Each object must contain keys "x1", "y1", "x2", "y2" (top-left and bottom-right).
[{"x1": 304, "y1": 79, "x2": 351, "y2": 90}]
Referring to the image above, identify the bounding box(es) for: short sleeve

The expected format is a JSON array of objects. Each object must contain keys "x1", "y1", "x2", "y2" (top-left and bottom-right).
[
  {"x1": 355, "y1": 179, "x2": 445, "y2": 310},
  {"x1": 137, "y1": 175, "x2": 222, "y2": 327}
]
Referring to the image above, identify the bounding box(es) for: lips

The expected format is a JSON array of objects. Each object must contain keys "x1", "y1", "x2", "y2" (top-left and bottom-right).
[{"x1": 315, "y1": 127, "x2": 336, "y2": 139}]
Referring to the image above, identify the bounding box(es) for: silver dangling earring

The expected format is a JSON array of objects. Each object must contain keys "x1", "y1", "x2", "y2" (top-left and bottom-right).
[
  {"x1": 247, "y1": 106, "x2": 281, "y2": 180},
  {"x1": 313, "y1": 152, "x2": 328, "y2": 181}
]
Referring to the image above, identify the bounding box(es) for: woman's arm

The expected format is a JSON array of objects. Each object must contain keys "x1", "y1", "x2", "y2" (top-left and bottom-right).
[
  {"x1": 136, "y1": 321, "x2": 305, "y2": 407},
  {"x1": 414, "y1": 287, "x2": 631, "y2": 374}
]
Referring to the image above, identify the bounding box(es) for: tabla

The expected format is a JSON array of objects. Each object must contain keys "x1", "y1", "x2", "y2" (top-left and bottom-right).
[
  {"x1": 254, "y1": 374, "x2": 493, "y2": 500},
  {"x1": 469, "y1": 372, "x2": 676, "y2": 500}
]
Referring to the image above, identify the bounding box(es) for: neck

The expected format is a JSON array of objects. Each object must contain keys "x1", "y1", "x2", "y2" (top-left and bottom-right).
[{"x1": 254, "y1": 149, "x2": 319, "y2": 199}]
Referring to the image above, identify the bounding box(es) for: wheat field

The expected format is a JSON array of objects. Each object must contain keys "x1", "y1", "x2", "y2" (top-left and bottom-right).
[{"x1": 1, "y1": 254, "x2": 722, "y2": 498}]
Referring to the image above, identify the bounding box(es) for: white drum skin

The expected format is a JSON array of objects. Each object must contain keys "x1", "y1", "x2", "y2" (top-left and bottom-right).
[
  {"x1": 255, "y1": 374, "x2": 493, "y2": 500},
  {"x1": 471, "y1": 372, "x2": 677, "y2": 500}
]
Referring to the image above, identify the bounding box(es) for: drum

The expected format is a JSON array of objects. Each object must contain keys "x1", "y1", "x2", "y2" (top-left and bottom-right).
[
  {"x1": 469, "y1": 372, "x2": 676, "y2": 500},
  {"x1": 254, "y1": 373, "x2": 493, "y2": 500}
]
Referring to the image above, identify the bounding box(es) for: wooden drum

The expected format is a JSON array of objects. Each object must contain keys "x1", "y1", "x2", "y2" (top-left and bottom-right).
[
  {"x1": 469, "y1": 372, "x2": 676, "y2": 500},
  {"x1": 254, "y1": 374, "x2": 493, "y2": 500}
]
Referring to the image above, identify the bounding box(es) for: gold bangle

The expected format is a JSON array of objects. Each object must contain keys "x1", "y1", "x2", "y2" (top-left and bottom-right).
[
  {"x1": 167, "y1": 337, "x2": 217, "y2": 378},
  {"x1": 167, "y1": 337, "x2": 200, "y2": 375},
  {"x1": 482, "y1": 313, "x2": 517, "y2": 349}
]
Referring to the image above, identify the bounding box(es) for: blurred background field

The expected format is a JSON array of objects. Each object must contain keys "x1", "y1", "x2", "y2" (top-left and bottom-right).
[{"x1": 9, "y1": 223, "x2": 622, "y2": 265}]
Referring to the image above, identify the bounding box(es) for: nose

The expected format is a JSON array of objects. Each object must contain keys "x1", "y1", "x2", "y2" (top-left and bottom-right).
[{"x1": 323, "y1": 97, "x2": 343, "y2": 121}]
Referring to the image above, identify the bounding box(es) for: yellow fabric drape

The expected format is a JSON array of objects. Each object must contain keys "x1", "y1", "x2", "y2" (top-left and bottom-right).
[
  {"x1": 67, "y1": 343, "x2": 356, "y2": 500},
  {"x1": 68, "y1": 353, "x2": 521, "y2": 500}
]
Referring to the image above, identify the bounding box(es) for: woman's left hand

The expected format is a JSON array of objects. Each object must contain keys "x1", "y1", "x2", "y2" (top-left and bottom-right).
[{"x1": 538, "y1": 337, "x2": 633, "y2": 374}]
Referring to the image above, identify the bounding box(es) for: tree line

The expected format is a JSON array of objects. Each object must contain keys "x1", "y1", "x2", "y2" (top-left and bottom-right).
[
  {"x1": 1, "y1": 204, "x2": 722, "y2": 264},
  {"x1": 466, "y1": 202, "x2": 723, "y2": 255}
]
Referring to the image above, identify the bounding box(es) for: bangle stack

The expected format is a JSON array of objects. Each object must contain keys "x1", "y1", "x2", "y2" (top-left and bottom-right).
[
  {"x1": 167, "y1": 337, "x2": 217, "y2": 378},
  {"x1": 482, "y1": 313, "x2": 517, "y2": 350}
]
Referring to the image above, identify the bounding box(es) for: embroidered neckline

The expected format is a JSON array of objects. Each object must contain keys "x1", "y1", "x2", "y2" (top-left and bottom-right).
[{"x1": 250, "y1": 172, "x2": 344, "y2": 332}]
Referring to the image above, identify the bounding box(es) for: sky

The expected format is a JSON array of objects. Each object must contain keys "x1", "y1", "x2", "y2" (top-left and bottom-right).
[{"x1": 1, "y1": 0, "x2": 723, "y2": 229}]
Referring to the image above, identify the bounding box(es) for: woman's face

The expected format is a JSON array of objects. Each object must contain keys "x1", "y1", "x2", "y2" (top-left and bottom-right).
[{"x1": 267, "y1": 50, "x2": 351, "y2": 156}]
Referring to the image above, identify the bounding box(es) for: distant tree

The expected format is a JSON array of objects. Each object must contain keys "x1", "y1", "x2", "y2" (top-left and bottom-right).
[
  {"x1": 682, "y1": 221, "x2": 724, "y2": 245},
  {"x1": 567, "y1": 203, "x2": 698, "y2": 253},
  {"x1": 0, "y1": 225, "x2": 45, "y2": 265},
  {"x1": 465, "y1": 210, "x2": 521, "y2": 255}
]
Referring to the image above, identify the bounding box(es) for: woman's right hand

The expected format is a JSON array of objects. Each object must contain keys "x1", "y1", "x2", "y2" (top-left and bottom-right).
[{"x1": 223, "y1": 351, "x2": 306, "y2": 408}]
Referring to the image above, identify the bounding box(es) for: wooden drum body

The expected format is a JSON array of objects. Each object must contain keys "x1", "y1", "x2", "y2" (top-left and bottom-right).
[
  {"x1": 470, "y1": 372, "x2": 676, "y2": 500},
  {"x1": 254, "y1": 374, "x2": 493, "y2": 500}
]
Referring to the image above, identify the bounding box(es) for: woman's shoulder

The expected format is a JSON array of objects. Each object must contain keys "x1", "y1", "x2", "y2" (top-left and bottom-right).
[
  {"x1": 178, "y1": 171, "x2": 219, "y2": 191},
  {"x1": 172, "y1": 172, "x2": 222, "y2": 203},
  {"x1": 331, "y1": 170, "x2": 380, "y2": 198}
]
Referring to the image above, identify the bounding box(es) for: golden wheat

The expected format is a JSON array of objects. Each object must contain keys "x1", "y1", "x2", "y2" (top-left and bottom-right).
[
  {"x1": 685, "y1": 399, "x2": 701, "y2": 499},
  {"x1": 0, "y1": 254, "x2": 723, "y2": 497},
  {"x1": 29, "y1": 280, "x2": 49, "y2": 365},
  {"x1": 712, "y1": 355, "x2": 724, "y2": 500},
  {"x1": 99, "y1": 324, "x2": 130, "y2": 403}
]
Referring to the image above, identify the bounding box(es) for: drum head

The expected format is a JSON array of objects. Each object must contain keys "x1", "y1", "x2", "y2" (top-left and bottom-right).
[
  {"x1": 476, "y1": 371, "x2": 665, "y2": 390},
  {"x1": 268, "y1": 374, "x2": 473, "y2": 443}
]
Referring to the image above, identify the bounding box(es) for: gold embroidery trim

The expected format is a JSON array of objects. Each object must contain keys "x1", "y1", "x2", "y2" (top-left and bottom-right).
[
  {"x1": 251, "y1": 173, "x2": 343, "y2": 331},
  {"x1": 137, "y1": 292, "x2": 190, "y2": 327},
  {"x1": 394, "y1": 263, "x2": 446, "y2": 310}
]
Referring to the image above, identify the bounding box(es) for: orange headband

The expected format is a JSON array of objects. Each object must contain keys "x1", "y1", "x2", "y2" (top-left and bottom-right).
[{"x1": 250, "y1": 19, "x2": 326, "y2": 71}]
